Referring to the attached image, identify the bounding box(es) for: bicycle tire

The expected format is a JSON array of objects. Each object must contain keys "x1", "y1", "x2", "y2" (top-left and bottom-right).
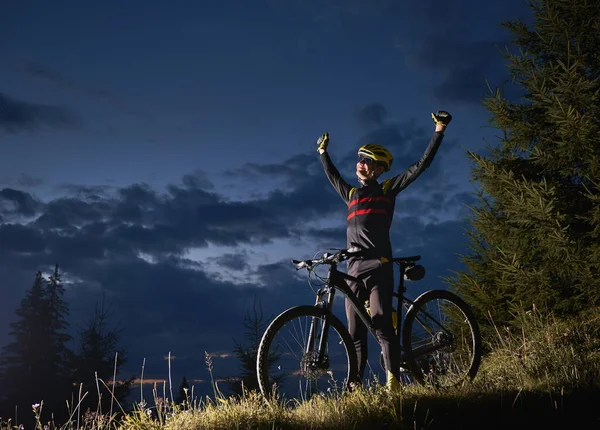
[
  {"x1": 402, "y1": 289, "x2": 481, "y2": 387},
  {"x1": 257, "y1": 305, "x2": 358, "y2": 400}
]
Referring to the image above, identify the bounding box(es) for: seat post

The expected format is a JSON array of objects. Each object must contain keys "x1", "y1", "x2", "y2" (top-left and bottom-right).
[{"x1": 395, "y1": 263, "x2": 407, "y2": 294}]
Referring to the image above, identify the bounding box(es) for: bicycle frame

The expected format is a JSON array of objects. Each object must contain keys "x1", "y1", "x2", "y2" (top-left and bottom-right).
[
  {"x1": 257, "y1": 253, "x2": 481, "y2": 398},
  {"x1": 306, "y1": 260, "x2": 415, "y2": 360}
]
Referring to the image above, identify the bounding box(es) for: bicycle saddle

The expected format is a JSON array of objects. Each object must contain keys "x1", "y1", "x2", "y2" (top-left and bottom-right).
[{"x1": 392, "y1": 255, "x2": 421, "y2": 264}]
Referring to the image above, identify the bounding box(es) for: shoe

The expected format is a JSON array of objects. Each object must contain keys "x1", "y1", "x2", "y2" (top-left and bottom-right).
[{"x1": 386, "y1": 370, "x2": 401, "y2": 392}]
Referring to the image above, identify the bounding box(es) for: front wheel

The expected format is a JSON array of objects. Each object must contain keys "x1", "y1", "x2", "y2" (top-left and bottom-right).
[
  {"x1": 402, "y1": 290, "x2": 481, "y2": 388},
  {"x1": 256, "y1": 305, "x2": 358, "y2": 400}
]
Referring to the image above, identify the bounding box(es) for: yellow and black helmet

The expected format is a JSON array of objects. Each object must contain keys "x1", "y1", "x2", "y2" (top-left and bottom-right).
[{"x1": 357, "y1": 144, "x2": 393, "y2": 171}]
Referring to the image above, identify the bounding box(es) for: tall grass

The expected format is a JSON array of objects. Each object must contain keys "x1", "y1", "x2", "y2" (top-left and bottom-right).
[
  {"x1": 477, "y1": 305, "x2": 600, "y2": 391},
  {"x1": 2, "y1": 305, "x2": 600, "y2": 429}
]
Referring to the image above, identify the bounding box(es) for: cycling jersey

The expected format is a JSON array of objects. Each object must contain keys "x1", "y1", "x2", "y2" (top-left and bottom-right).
[{"x1": 319, "y1": 131, "x2": 445, "y2": 258}]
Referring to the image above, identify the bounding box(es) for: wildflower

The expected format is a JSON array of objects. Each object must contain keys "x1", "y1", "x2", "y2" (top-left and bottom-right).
[
  {"x1": 32, "y1": 403, "x2": 40, "y2": 409},
  {"x1": 205, "y1": 351, "x2": 214, "y2": 372}
]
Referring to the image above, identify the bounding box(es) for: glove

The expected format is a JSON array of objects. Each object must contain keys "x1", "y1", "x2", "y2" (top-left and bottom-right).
[
  {"x1": 317, "y1": 132, "x2": 329, "y2": 152},
  {"x1": 431, "y1": 110, "x2": 452, "y2": 127}
]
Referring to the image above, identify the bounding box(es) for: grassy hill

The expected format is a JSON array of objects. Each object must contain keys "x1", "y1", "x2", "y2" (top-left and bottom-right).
[{"x1": 3, "y1": 306, "x2": 600, "y2": 429}]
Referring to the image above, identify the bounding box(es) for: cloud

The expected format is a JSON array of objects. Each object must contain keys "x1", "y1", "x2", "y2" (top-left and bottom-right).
[
  {"x1": 394, "y1": 0, "x2": 532, "y2": 105},
  {"x1": 181, "y1": 170, "x2": 215, "y2": 191},
  {"x1": 356, "y1": 103, "x2": 389, "y2": 130},
  {"x1": 19, "y1": 176, "x2": 333, "y2": 261},
  {"x1": 23, "y1": 60, "x2": 125, "y2": 106},
  {"x1": 0, "y1": 223, "x2": 47, "y2": 254},
  {"x1": 0, "y1": 92, "x2": 81, "y2": 133},
  {"x1": 268, "y1": 0, "x2": 529, "y2": 105},
  {"x1": 252, "y1": 260, "x2": 300, "y2": 289},
  {"x1": 17, "y1": 174, "x2": 43, "y2": 188},
  {"x1": 210, "y1": 252, "x2": 250, "y2": 272},
  {"x1": 0, "y1": 101, "x2": 467, "y2": 274},
  {"x1": 24, "y1": 61, "x2": 87, "y2": 92},
  {"x1": 0, "y1": 188, "x2": 43, "y2": 219},
  {"x1": 0, "y1": 162, "x2": 344, "y2": 337},
  {"x1": 405, "y1": 40, "x2": 518, "y2": 105},
  {"x1": 268, "y1": 0, "x2": 529, "y2": 104},
  {"x1": 228, "y1": 153, "x2": 316, "y2": 186},
  {"x1": 22, "y1": 61, "x2": 154, "y2": 123}
]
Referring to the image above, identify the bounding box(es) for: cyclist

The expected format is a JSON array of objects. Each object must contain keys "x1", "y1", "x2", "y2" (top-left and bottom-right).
[{"x1": 316, "y1": 111, "x2": 452, "y2": 391}]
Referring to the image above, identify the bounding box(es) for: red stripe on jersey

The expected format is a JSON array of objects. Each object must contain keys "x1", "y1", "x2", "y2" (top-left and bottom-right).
[
  {"x1": 348, "y1": 196, "x2": 391, "y2": 208},
  {"x1": 347, "y1": 208, "x2": 389, "y2": 220}
]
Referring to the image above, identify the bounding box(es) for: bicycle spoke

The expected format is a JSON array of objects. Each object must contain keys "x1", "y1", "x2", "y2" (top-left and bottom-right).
[
  {"x1": 403, "y1": 291, "x2": 481, "y2": 388},
  {"x1": 257, "y1": 307, "x2": 356, "y2": 400}
]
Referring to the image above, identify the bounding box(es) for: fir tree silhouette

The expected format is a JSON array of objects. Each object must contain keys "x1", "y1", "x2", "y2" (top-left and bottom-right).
[{"x1": 446, "y1": 0, "x2": 600, "y2": 338}]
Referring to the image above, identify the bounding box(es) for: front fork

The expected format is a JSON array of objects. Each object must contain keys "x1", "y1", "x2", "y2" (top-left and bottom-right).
[{"x1": 305, "y1": 265, "x2": 337, "y2": 363}]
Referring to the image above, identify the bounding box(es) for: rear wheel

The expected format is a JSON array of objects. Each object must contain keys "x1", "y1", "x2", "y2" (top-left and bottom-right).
[
  {"x1": 257, "y1": 305, "x2": 358, "y2": 400},
  {"x1": 402, "y1": 290, "x2": 481, "y2": 388}
]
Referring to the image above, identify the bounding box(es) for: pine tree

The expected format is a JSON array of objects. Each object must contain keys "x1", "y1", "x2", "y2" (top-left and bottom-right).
[
  {"x1": 175, "y1": 376, "x2": 190, "y2": 406},
  {"x1": 0, "y1": 272, "x2": 48, "y2": 412},
  {"x1": 72, "y1": 297, "x2": 134, "y2": 415},
  {"x1": 447, "y1": 0, "x2": 600, "y2": 336},
  {"x1": 43, "y1": 265, "x2": 74, "y2": 409},
  {"x1": 228, "y1": 297, "x2": 281, "y2": 395},
  {"x1": 0, "y1": 266, "x2": 75, "y2": 423}
]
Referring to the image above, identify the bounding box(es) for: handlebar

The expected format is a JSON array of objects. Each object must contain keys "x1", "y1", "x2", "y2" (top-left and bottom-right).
[
  {"x1": 291, "y1": 247, "x2": 364, "y2": 270},
  {"x1": 291, "y1": 247, "x2": 424, "y2": 275}
]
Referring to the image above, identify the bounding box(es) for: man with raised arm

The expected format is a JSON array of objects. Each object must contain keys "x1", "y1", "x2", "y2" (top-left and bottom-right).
[{"x1": 317, "y1": 111, "x2": 452, "y2": 391}]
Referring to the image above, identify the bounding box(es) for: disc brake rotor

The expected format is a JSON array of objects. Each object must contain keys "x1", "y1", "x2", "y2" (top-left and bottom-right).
[{"x1": 300, "y1": 351, "x2": 329, "y2": 380}]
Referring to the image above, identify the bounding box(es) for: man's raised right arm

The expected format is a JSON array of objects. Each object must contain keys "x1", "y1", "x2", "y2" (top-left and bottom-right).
[{"x1": 317, "y1": 133, "x2": 354, "y2": 204}]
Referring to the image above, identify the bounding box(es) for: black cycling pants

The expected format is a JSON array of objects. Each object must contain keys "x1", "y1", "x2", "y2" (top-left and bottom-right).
[{"x1": 346, "y1": 258, "x2": 400, "y2": 383}]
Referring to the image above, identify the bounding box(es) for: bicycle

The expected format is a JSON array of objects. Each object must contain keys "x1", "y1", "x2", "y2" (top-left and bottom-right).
[{"x1": 256, "y1": 247, "x2": 482, "y2": 400}]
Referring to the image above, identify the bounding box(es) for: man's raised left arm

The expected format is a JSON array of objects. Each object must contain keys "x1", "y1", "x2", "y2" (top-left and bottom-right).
[{"x1": 383, "y1": 111, "x2": 452, "y2": 195}]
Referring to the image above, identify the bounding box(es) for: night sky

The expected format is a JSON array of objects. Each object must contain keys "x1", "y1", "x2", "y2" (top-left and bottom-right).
[{"x1": 1, "y1": 0, "x2": 531, "y2": 398}]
